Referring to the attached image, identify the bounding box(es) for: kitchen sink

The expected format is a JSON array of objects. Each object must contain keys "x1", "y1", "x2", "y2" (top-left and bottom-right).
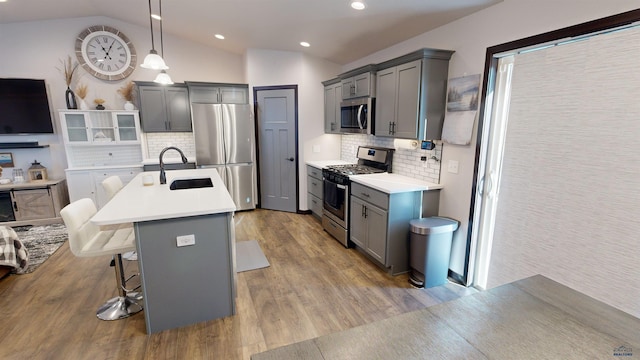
[{"x1": 169, "y1": 177, "x2": 213, "y2": 190}]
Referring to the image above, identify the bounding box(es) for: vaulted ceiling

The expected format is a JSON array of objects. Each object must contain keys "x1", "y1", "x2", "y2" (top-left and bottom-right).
[{"x1": 0, "y1": 0, "x2": 502, "y2": 64}]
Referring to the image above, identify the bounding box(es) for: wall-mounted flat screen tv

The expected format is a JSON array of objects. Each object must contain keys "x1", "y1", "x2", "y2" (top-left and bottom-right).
[{"x1": 0, "y1": 78, "x2": 54, "y2": 134}]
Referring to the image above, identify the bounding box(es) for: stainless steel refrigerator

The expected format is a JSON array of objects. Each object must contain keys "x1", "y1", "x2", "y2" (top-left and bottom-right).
[{"x1": 191, "y1": 103, "x2": 256, "y2": 211}]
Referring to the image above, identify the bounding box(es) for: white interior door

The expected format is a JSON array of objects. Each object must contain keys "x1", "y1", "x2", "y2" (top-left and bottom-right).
[{"x1": 255, "y1": 87, "x2": 297, "y2": 212}]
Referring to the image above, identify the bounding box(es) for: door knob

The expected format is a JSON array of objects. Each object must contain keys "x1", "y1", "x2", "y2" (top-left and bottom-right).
[{"x1": 286, "y1": 157, "x2": 295, "y2": 161}]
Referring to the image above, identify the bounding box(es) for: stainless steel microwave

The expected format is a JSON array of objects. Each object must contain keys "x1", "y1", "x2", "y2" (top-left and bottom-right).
[{"x1": 340, "y1": 97, "x2": 374, "y2": 135}]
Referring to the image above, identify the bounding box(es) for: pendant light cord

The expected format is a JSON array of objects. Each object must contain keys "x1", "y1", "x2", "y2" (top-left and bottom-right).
[
  {"x1": 147, "y1": 0, "x2": 155, "y2": 51},
  {"x1": 159, "y1": 0, "x2": 164, "y2": 57}
]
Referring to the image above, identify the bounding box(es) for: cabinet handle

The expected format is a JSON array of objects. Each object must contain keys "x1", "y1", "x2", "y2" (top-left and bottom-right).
[
  {"x1": 392, "y1": 122, "x2": 396, "y2": 135},
  {"x1": 361, "y1": 192, "x2": 370, "y2": 197},
  {"x1": 311, "y1": 199, "x2": 317, "y2": 204},
  {"x1": 388, "y1": 122, "x2": 392, "y2": 134},
  {"x1": 364, "y1": 206, "x2": 368, "y2": 218},
  {"x1": 361, "y1": 205, "x2": 365, "y2": 217},
  {"x1": 13, "y1": 201, "x2": 18, "y2": 212},
  {"x1": 311, "y1": 181, "x2": 317, "y2": 186}
]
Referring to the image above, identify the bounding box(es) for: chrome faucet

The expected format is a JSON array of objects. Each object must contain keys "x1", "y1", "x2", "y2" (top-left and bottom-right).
[{"x1": 159, "y1": 146, "x2": 189, "y2": 184}]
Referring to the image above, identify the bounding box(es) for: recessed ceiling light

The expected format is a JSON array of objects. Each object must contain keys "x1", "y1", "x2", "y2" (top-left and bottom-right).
[
  {"x1": 215, "y1": 34, "x2": 225, "y2": 40},
  {"x1": 0, "y1": 0, "x2": 8, "y2": 3},
  {"x1": 151, "y1": 13, "x2": 162, "y2": 20},
  {"x1": 351, "y1": 1, "x2": 365, "y2": 10},
  {"x1": 300, "y1": 42, "x2": 310, "y2": 47}
]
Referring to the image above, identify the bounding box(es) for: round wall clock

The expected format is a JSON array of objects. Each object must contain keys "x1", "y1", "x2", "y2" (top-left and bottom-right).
[{"x1": 75, "y1": 25, "x2": 137, "y2": 81}]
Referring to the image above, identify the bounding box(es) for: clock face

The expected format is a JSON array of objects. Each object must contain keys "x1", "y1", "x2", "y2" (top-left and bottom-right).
[{"x1": 75, "y1": 26, "x2": 137, "y2": 81}]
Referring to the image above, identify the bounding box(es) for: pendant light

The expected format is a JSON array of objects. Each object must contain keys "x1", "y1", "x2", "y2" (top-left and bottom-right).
[
  {"x1": 141, "y1": 0, "x2": 168, "y2": 70},
  {"x1": 350, "y1": 1, "x2": 366, "y2": 10},
  {"x1": 153, "y1": 0, "x2": 174, "y2": 84}
]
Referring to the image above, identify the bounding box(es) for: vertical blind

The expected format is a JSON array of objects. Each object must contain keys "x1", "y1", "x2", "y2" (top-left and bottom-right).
[{"x1": 487, "y1": 25, "x2": 640, "y2": 317}]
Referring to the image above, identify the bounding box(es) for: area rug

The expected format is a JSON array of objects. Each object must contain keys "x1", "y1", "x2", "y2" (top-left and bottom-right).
[
  {"x1": 236, "y1": 240, "x2": 270, "y2": 273},
  {"x1": 13, "y1": 224, "x2": 68, "y2": 274}
]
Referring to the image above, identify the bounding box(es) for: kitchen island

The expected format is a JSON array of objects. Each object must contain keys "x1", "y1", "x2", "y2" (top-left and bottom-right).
[{"x1": 91, "y1": 168, "x2": 236, "y2": 334}]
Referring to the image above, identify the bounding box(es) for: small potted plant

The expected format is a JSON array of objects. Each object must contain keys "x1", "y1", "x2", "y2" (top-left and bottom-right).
[
  {"x1": 94, "y1": 98, "x2": 106, "y2": 110},
  {"x1": 117, "y1": 81, "x2": 136, "y2": 110}
]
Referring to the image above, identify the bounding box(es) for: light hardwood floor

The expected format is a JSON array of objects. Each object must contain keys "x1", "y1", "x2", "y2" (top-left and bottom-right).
[{"x1": 0, "y1": 209, "x2": 475, "y2": 359}]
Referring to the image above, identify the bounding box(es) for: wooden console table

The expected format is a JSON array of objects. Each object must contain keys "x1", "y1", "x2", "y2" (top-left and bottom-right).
[
  {"x1": 0, "y1": 179, "x2": 69, "y2": 227},
  {"x1": 252, "y1": 275, "x2": 639, "y2": 359}
]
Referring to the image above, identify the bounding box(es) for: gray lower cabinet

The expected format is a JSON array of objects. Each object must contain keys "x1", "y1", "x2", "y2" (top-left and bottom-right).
[
  {"x1": 307, "y1": 165, "x2": 323, "y2": 218},
  {"x1": 136, "y1": 83, "x2": 192, "y2": 132},
  {"x1": 349, "y1": 182, "x2": 423, "y2": 275},
  {"x1": 350, "y1": 196, "x2": 387, "y2": 264},
  {"x1": 322, "y1": 79, "x2": 341, "y2": 134},
  {"x1": 374, "y1": 48, "x2": 454, "y2": 140}
]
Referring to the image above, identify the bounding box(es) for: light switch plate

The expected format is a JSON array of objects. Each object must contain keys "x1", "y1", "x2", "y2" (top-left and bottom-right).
[
  {"x1": 176, "y1": 234, "x2": 195, "y2": 247},
  {"x1": 448, "y1": 160, "x2": 459, "y2": 174}
]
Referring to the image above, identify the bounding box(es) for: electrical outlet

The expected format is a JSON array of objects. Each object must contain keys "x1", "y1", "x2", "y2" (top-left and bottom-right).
[
  {"x1": 420, "y1": 156, "x2": 427, "y2": 161},
  {"x1": 176, "y1": 234, "x2": 195, "y2": 247},
  {"x1": 448, "y1": 160, "x2": 459, "y2": 174}
]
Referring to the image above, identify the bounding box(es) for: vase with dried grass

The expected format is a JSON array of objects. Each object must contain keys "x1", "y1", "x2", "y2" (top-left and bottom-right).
[
  {"x1": 117, "y1": 81, "x2": 136, "y2": 110},
  {"x1": 58, "y1": 55, "x2": 79, "y2": 109},
  {"x1": 75, "y1": 83, "x2": 89, "y2": 110}
]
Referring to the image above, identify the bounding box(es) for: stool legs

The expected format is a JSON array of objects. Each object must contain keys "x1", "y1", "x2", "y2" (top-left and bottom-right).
[{"x1": 96, "y1": 254, "x2": 143, "y2": 321}]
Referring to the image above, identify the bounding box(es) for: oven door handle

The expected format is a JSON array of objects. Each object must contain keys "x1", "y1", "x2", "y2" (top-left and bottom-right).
[{"x1": 336, "y1": 184, "x2": 346, "y2": 190}]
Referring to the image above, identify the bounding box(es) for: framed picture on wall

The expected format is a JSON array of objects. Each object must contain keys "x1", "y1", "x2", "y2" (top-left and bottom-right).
[{"x1": 0, "y1": 153, "x2": 14, "y2": 168}]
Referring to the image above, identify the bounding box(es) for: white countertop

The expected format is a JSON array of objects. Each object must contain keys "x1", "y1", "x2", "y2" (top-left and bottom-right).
[
  {"x1": 306, "y1": 159, "x2": 352, "y2": 169},
  {"x1": 91, "y1": 168, "x2": 236, "y2": 225},
  {"x1": 349, "y1": 173, "x2": 443, "y2": 194}
]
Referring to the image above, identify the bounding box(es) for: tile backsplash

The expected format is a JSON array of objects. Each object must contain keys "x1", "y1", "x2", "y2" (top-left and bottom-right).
[
  {"x1": 142, "y1": 132, "x2": 440, "y2": 183},
  {"x1": 340, "y1": 134, "x2": 442, "y2": 183},
  {"x1": 144, "y1": 132, "x2": 196, "y2": 159}
]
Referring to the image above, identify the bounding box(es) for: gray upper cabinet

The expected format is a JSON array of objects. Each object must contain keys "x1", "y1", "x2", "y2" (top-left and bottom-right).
[
  {"x1": 339, "y1": 64, "x2": 376, "y2": 100},
  {"x1": 374, "y1": 48, "x2": 454, "y2": 140},
  {"x1": 186, "y1": 82, "x2": 249, "y2": 104},
  {"x1": 136, "y1": 82, "x2": 192, "y2": 132},
  {"x1": 322, "y1": 78, "x2": 341, "y2": 134},
  {"x1": 341, "y1": 72, "x2": 374, "y2": 99}
]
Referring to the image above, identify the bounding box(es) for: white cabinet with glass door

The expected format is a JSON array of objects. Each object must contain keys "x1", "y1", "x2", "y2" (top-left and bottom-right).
[
  {"x1": 60, "y1": 110, "x2": 144, "y2": 208},
  {"x1": 59, "y1": 110, "x2": 141, "y2": 145}
]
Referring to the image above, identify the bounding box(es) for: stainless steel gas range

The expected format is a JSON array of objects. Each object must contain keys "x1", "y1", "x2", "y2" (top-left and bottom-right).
[{"x1": 322, "y1": 146, "x2": 394, "y2": 247}]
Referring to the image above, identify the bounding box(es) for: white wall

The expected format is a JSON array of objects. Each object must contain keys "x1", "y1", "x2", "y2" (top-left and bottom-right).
[
  {"x1": 0, "y1": 16, "x2": 244, "y2": 178},
  {"x1": 245, "y1": 49, "x2": 342, "y2": 209},
  {"x1": 342, "y1": 0, "x2": 640, "y2": 282}
]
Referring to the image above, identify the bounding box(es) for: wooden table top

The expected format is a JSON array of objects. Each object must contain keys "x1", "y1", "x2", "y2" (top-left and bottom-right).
[{"x1": 252, "y1": 275, "x2": 639, "y2": 359}]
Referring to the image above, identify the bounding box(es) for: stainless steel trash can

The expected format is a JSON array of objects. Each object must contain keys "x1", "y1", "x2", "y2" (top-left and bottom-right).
[{"x1": 408, "y1": 217, "x2": 459, "y2": 288}]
